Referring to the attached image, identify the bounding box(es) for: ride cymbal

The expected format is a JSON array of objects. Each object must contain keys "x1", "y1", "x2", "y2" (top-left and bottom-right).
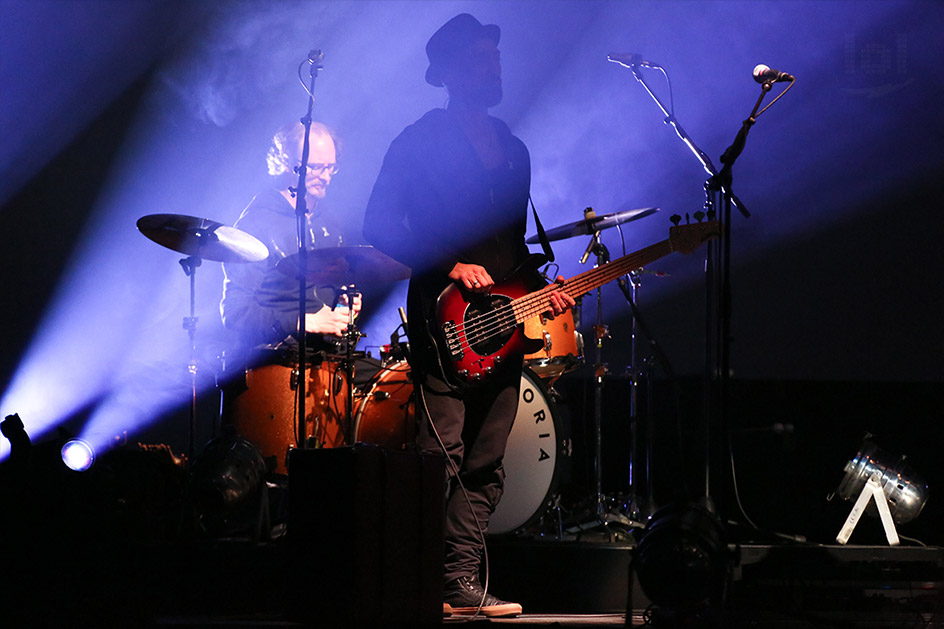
[{"x1": 277, "y1": 246, "x2": 410, "y2": 286}]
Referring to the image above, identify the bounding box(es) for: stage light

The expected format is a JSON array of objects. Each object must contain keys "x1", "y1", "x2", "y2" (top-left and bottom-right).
[
  {"x1": 60, "y1": 439, "x2": 96, "y2": 472},
  {"x1": 832, "y1": 438, "x2": 929, "y2": 545},
  {"x1": 189, "y1": 430, "x2": 269, "y2": 538},
  {"x1": 633, "y1": 500, "x2": 729, "y2": 621}
]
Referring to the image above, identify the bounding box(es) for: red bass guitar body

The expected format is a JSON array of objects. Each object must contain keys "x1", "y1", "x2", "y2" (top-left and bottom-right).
[{"x1": 432, "y1": 257, "x2": 546, "y2": 384}]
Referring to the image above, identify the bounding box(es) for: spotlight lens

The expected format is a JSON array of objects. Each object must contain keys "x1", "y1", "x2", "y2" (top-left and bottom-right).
[{"x1": 61, "y1": 439, "x2": 95, "y2": 471}]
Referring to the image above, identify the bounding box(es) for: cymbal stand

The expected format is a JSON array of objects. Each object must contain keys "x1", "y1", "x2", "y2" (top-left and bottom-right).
[
  {"x1": 179, "y1": 254, "x2": 202, "y2": 463},
  {"x1": 615, "y1": 269, "x2": 678, "y2": 518},
  {"x1": 622, "y1": 270, "x2": 642, "y2": 519},
  {"x1": 577, "y1": 230, "x2": 614, "y2": 528},
  {"x1": 564, "y1": 231, "x2": 648, "y2": 537},
  {"x1": 338, "y1": 284, "x2": 363, "y2": 443}
]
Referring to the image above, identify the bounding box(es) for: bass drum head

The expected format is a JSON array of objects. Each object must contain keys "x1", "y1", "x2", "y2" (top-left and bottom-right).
[{"x1": 489, "y1": 368, "x2": 569, "y2": 535}]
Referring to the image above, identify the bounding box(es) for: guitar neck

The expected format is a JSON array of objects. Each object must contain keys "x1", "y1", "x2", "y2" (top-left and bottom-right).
[{"x1": 511, "y1": 238, "x2": 673, "y2": 323}]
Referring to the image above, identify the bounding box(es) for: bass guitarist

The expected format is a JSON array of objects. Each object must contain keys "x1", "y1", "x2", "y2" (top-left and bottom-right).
[{"x1": 363, "y1": 13, "x2": 574, "y2": 618}]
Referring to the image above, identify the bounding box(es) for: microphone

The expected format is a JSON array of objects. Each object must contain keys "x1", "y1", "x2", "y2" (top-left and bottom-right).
[
  {"x1": 607, "y1": 53, "x2": 662, "y2": 69},
  {"x1": 752, "y1": 64, "x2": 794, "y2": 84}
]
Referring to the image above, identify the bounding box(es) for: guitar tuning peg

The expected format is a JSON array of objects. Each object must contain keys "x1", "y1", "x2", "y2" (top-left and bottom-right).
[
  {"x1": 694, "y1": 211, "x2": 705, "y2": 223},
  {"x1": 670, "y1": 214, "x2": 681, "y2": 226}
]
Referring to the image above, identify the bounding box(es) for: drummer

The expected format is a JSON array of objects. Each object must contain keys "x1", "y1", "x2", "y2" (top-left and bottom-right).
[{"x1": 220, "y1": 121, "x2": 361, "y2": 350}]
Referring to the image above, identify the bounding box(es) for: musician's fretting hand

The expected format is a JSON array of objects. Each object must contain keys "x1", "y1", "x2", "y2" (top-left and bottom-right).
[
  {"x1": 545, "y1": 275, "x2": 576, "y2": 318},
  {"x1": 449, "y1": 262, "x2": 494, "y2": 293}
]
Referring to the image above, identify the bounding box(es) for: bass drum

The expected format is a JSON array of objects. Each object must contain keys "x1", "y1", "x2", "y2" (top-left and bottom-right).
[
  {"x1": 489, "y1": 368, "x2": 570, "y2": 535},
  {"x1": 351, "y1": 363, "x2": 568, "y2": 535}
]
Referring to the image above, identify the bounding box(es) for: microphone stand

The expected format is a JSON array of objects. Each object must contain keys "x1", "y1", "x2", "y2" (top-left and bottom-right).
[
  {"x1": 292, "y1": 51, "x2": 324, "y2": 451},
  {"x1": 623, "y1": 61, "x2": 760, "y2": 514}
]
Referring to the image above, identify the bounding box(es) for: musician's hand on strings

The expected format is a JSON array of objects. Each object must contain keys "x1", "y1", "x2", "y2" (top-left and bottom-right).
[
  {"x1": 449, "y1": 262, "x2": 494, "y2": 294},
  {"x1": 545, "y1": 275, "x2": 576, "y2": 318}
]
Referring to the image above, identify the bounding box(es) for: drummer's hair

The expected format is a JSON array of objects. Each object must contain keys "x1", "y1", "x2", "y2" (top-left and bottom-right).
[{"x1": 266, "y1": 121, "x2": 342, "y2": 177}]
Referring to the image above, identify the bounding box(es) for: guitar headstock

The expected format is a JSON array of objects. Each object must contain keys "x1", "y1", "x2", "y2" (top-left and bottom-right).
[{"x1": 669, "y1": 219, "x2": 721, "y2": 254}]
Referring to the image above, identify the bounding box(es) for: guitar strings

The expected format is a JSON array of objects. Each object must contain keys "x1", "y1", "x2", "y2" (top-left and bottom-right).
[
  {"x1": 452, "y1": 226, "x2": 716, "y2": 357},
  {"x1": 455, "y1": 251, "x2": 647, "y2": 350},
  {"x1": 451, "y1": 243, "x2": 666, "y2": 354}
]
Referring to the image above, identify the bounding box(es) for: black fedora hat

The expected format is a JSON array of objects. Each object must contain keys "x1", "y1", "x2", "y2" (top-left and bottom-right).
[{"x1": 425, "y1": 13, "x2": 501, "y2": 87}]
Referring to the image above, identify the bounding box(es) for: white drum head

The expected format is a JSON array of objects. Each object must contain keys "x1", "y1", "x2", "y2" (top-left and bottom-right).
[{"x1": 489, "y1": 369, "x2": 561, "y2": 534}]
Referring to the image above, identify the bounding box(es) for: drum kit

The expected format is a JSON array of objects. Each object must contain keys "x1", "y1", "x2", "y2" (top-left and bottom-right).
[{"x1": 137, "y1": 204, "x2": 659, "y2": 536}]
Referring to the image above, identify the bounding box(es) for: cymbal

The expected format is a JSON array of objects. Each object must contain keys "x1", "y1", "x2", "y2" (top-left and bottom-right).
[
  {"x1": 137, "y1": 214, "x2": 269, "y2": 263},
  {"x1": 526, "y1": 207, "x2": 659, "y2": 244},
  {"x1": 277, "y1": 246, "x2": 411, "y2": 286}
]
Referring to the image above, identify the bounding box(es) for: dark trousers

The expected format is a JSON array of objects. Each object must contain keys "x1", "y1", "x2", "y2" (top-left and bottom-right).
[{"x1": 415, "y1": 362, "x2": 522, "y2": 583}]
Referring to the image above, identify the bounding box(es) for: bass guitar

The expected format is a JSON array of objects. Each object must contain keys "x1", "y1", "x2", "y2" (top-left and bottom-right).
[{"x1": 432, "y1": 219, "x2": 720, "y2": 384}]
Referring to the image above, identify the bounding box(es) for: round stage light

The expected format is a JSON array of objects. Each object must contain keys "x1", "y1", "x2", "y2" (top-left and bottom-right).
[
  {"x1": 61, "y1": 439, "x2": 95, "y2": 472},
  {"x1": 834, "y1": 439, "x2": 929, "y2": 524}
]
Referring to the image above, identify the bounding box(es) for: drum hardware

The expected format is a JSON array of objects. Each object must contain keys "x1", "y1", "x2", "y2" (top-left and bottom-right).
[
  {"x1": 527, "y1": 205, "x2": 660, "y2": 536},
  {"x1": 587, "y1": 225, "x2": 613, "y2": 527},
  {"x1": 276, "y1": 245, "x2": 410, "y2": 452},
  {"x1": 137, "y1": 214, "x2": 268, "y2": 461}
]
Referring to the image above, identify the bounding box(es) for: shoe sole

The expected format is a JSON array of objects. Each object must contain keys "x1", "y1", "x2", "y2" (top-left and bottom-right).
[{"x1": 448, "y1": 603, "x2": 523, "y2": 618}]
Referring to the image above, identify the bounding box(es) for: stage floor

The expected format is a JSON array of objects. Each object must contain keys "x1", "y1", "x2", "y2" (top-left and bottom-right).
[{"x1": 8, "y1": 536, "x2": 940, "y2": 627}]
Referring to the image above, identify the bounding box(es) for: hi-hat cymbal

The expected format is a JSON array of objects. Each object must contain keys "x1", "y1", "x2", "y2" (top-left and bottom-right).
[
  {"x1": 137, "y1": 214, "x2": 269, "y2": 263},
  {"x1": 277, "y1": 246, "x2": 410, "y2": 286},
  {"x1": 526, "y1": 206, "x2": 659, "y2": 244}
]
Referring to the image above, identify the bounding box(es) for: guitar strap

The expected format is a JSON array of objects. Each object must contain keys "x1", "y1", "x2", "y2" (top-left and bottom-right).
[{"x1": 528, "y1": 195, "x2": 555, "y2": 263}]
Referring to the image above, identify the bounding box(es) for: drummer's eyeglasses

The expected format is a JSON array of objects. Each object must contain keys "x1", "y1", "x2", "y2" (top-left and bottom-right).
[{"x1": 296, "y1": 162, "x2": 340, "y2": 177}]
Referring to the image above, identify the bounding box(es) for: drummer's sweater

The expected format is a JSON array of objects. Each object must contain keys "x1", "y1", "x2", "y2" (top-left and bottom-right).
[{"x1": 221, "y1": 188, "x2": 344, "y2": 349}]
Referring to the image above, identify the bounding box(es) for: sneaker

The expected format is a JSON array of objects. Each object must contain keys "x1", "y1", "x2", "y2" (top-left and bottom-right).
[{"x1": 443, "y1": 575, "x2": 523, "y2": 617}]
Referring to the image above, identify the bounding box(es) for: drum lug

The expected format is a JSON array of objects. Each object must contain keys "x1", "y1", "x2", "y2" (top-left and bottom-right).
[
  {"x1": 373, "y1": 391, "x2": 390, "y2": 401},
  {"x1": 542, "y1": 331, "x2": 552, "y2": 352}
]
